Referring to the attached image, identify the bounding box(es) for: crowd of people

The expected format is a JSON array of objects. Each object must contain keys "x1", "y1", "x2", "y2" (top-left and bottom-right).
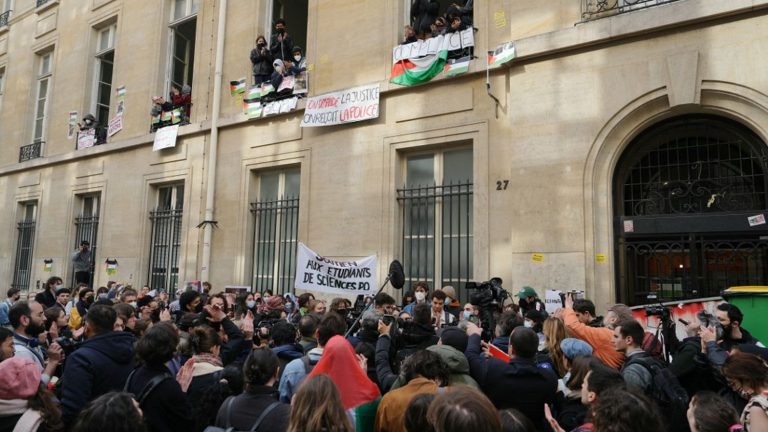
[
  {"x1": 149, "y1": 84, "x2": 193, "y2": 132},
  {"x1": 0, "y1": 276, "x2": 767, "y2": 432},
  {"x1": 250, "y1": 19, "x2": 307, "y2": 99}
]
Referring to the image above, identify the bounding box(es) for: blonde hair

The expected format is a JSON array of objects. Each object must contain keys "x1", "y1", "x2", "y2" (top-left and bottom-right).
[{"x1": 543, "y1": 317, "x2": 568, "y2": 378}]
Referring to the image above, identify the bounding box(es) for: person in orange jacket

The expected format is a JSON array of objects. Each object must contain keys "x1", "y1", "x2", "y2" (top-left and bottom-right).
[{"x1": 562, "y1": 293, "x2": 624, "y2": 369}]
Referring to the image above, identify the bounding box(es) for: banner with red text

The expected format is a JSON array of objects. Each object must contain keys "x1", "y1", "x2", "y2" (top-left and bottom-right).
[{"x1": 300, "y1": 84, "x2": 380, "y2": 127}]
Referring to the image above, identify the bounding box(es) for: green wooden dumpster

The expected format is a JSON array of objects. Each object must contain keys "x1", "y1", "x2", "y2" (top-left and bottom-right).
[{"x1": 722, "y1": 286, "x2": 768, "y2": 345}]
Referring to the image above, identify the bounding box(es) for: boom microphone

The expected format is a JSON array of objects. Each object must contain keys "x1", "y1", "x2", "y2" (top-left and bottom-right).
[{"x1": 388, "y1": 260, "x2": 405, "y2": 289}]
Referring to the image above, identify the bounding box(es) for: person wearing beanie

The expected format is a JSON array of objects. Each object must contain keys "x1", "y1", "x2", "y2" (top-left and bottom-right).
[
  {"x1": 0, "y1": 356, "x2": 63, "y2": 431},
  {"x1": 440, "y1": 286, "x2": 462, "y2": 320}
]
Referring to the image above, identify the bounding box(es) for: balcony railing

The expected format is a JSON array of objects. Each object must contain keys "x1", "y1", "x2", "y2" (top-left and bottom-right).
[
  {"x1": 36, "y1": 0, "x2": 50, "y2": 7},
  {"x1": 0, "y1": 10, "x2": 11, "y2": 27},
  {"x1": 583, "y1": 0, "x2": 681, "y2": 20},
  {"x1": 19, "y1": 142, "x2": 43, "y2": 162}
]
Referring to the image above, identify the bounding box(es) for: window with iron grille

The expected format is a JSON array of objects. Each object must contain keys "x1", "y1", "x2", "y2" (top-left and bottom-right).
[
  {"x1": 93, "y1": 24, "x2": 116, "y2": 125},
  {"x1": 250, "y1": 169, "x2": 300, "y2": 295},
  {"x1": 148, "y1": 184, "x2": 184, "y2": 295},
  {"x1": 12, "y1": 202, "x2": 37, "y2": 292},
  {"x1": 71, "y1": 194, "x2": 100, "y2": 289},
  {"x1": 0, "y1": 66, "x2": 5, "y2": 116},
  {"x1": 397, "y1": 148, "x2": 473, "y2": 302}
]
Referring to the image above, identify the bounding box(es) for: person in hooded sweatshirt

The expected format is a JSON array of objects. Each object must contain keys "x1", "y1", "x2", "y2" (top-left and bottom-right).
[{"x1": 60, "y1": 304, "x2": 135, "y2": 427}]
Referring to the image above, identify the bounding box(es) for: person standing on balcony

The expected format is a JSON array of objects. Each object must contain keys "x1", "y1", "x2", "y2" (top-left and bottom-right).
[{"x1": 72, "y1": 240, "x2": 93, "y2": 287}]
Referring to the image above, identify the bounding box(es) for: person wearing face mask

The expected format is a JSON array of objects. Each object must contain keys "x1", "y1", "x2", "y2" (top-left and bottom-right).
[
  {"x1": 250, "y1": 35, "x2": 273, "y2": 85},
  {"x1": 69, "y1": 287, "x2": 94, "y2": 330},
  {"x1": 722, "y1": 352, "x2": 768, "y2": 431},
  {"x1": 403, "y1": 281, "x2": 430, "y2": 315},
  {"x1": 269, "y1": 18, "x2": 294, "y2": 61},
  {"x1": 461, "y1": 303, "x2": 480, "y2": 325},
  {"x1": 35, "y1": 276, "x2": 63, "y2": 309},
  {"x1": 77, "y1": 113, "x2": 107, "y2": 144}
]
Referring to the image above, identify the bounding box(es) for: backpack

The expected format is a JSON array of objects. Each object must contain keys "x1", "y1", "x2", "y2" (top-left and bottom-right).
[
  {"x1": 625, "y1": 355, "x2": 690, "y2": 432},
  {"x1": 203, "y1": 396, "x2": 281, "y2": 432},
  {"x1": 123, "y1": 369, "x2": 173, "y2": 406},
  {"x1": 302, "y1": 355, "x2": 319, "y2": 374}
]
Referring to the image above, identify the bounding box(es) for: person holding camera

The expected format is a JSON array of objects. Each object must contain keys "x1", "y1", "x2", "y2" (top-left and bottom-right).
[
  {"x1": 250, "y1": 35, "x2": 273, "y2": 86},
  {"x1": 269, "y1": 19, "x2": 294, "y2": 61},
  {"x1": 563, "y1": 292, "x2": 624, "y2": 369}
]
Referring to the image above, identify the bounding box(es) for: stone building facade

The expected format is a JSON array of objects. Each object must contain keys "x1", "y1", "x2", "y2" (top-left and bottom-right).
[{"x1": 1, "y1": 0, "x2": 767, "y2": 305}]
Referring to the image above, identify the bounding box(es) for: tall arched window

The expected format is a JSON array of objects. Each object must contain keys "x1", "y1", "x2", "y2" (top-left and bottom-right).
[{"x1": 613, "y1": 115, "x2": 768, "y2": 305}]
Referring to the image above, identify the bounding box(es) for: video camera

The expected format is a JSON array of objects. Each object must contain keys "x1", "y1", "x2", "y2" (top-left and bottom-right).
[{"x1": 466, "y1": 277, "x2": 507, "y2": 341}]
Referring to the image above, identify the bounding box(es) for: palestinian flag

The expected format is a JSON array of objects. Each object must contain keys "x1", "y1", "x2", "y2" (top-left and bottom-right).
[
  {"x1": 243, "y1": 97, "x2": 262, "y2": 119},
  {"x1": 229, "y1": 78, "x2": 246, "y2": 96},
  {"x1": 390, "y1": 49, "x2": 448, "y2": 86},
  {"x1": 488, "y1": 42, "x2": 516, "y2": 69},
  {"x1": 444, "y1": 56, "x2": 471, "y2": 77},
  {"x1": 245, "y1": 86, "x2": 262, "y2": 100}
]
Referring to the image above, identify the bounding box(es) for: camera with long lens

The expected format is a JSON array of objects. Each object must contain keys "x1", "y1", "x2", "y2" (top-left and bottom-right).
[
  {"x1": 466, "y1": 277, "x2": 507, "y2": 341},
  {"x1": 55, "y1": 336, "x2": 79, "y2": 358},
  {"x1": 645, "y1": 305, "x2": 671, "y2": 321}
]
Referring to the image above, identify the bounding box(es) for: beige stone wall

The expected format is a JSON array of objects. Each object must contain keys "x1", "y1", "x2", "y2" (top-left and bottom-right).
[{"x1": 1, "y1": 0, "x2": 768, "y2": 306}]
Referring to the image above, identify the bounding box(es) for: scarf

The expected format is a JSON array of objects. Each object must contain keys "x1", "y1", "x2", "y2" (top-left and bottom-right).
[
  {"x1": 307, "y1": 336, "x2": 380, "y2": 409},
  {"x1": 193, "y1": 353, "x2": 223, "y2": 368}
]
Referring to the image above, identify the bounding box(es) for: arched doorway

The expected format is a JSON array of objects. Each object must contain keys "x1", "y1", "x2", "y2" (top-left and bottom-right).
[{"x1": 613, "y1": 115, "x2": 768, "y2": 306}]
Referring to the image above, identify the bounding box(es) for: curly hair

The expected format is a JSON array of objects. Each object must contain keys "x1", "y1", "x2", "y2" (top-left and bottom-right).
[{"x1": 72, "y1": 392, "x2": 146, "y2": 432}]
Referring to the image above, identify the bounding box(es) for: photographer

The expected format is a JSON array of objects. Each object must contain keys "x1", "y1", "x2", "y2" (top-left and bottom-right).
[
  {"x1": 669, "y1": 311, "x2": 720, "y2": 396},
  {"x1": 250, "y1": 35, "x2": 273, "y2": 85},
  {"x1": 348, "y1": 309, "x2": 383, "y2": 349},
  {"x1": 269, "y1": 19, "x2": 294, "y2": 61},
  {"x1": 563, "y1": 292, "x2": 624, "y2": 369}
]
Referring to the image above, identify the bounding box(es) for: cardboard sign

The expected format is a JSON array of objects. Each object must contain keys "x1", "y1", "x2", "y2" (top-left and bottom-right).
[
  {"x1": 107, "y1": 114, "x2": 123, "y2": 137},
  {"x1": 294, "y1": 243, "x2": 377, "y2": 296},
  {"x1": 77, "y1": 129, "x2": 96, "y2": 150},
  {"x1": 153, "y1": 124, "x2": 179, "y2": 151}
]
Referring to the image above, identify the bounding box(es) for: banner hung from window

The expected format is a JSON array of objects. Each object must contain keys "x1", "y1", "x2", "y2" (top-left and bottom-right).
[
  {"x1": 153, "y1": 124, "x2": 179, "y2": 151},
  {"x1": 390, "y1": 28, "x2": 474, "y2": 86},
  {"x1": 77, "y1": 129, "x2": 96, "y2": 150},
  {"x1": 294, "y1": 243, "x2": 377, "y2": 296},
  {"x1": 300, "y1": 84, "x2": 380, "y2": 128}
]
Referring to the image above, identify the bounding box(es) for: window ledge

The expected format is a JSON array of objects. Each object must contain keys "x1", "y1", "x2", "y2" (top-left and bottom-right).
[
  {"x1": 35, "y1": 0, "x2": 59, "y2": 14},
  {"x1": 0, "y1": 25, "x2": 7, "y2": 36}
]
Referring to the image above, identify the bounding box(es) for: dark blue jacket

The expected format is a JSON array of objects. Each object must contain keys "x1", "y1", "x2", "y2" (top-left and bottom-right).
[
  {"x1": 60, "y1": 331, "x2": 135, "y2": 425},
  {"x1": 491, "y1": 336, "x2": 509, "y2": 353},
  {"x1": 465, "y1": 334, "x2": 557, "y2": 429}
]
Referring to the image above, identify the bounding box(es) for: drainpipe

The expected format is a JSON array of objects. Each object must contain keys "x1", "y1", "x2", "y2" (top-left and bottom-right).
[{"x1": 200, "y1": 0, "x2": 227, "y2": 283}]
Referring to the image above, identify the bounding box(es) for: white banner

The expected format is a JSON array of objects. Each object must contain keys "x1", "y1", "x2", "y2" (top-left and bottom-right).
[
  {"x1": 392, "y1": 28, "x2": 475, "y2": 63},
  {"x1": 107, "y1": 114, "x2": 123, "y2": 137},
  {"x1": 153, "y1": 125, "x2": 179, "y2": 151},
  {"x1": 76, "y1": 129, "x2": 95, "y2": 150},
  {"x1": 294, "y1": 243, "x2": 377, "y2": 295},
  {"x1": 300, "y1": 84, "x2": 380, "y2": 127}
]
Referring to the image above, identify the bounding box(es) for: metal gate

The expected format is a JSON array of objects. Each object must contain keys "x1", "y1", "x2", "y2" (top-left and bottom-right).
[
  {"x1": 70, "y1": 215, "x2": 99, "y2": 289},
  {"x1": 12, "y1": 220, "x2": 36, "y2": 292},
  {"x1": 614, "y1": 115, "x2": 768, "y2": 305},
  {"x1": 147, "y1": 208, "x2": 183, "y2": 295},
  {"x1": 250, "y1": 195, "x2": 299, "y2": 295}
]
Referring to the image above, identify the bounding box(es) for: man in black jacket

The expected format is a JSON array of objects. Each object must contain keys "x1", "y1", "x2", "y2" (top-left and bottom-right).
[
  {"x1": 60, "y1": 305, "x2": 135, "y2": 426},
  {"x1": 715, "y1": 302, "x2": 762, "y2": 351},
  {"x1": 464, "y1": 322, "x2": 557, "y2": 429},
  {"x1": 269, "y1": 19, "x2": 293, "y2": 61}
]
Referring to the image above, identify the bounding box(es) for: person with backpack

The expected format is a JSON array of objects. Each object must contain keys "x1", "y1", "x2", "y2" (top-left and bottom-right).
[
  {"x1": 278, "y1": 312, "x2": 347, "y2": 403},
  {"x1": 612, "y1": 319, "x2": 690, "y2": 432},
  {"x1": 124, "y1": 322, "x2": 193, "y2": 432},
  {"x1": 212, "y1": 348, "x2": 290, "y2": 432},
  {"x1": 184, "y1": 326, "x2": 226, "y2": 418}
]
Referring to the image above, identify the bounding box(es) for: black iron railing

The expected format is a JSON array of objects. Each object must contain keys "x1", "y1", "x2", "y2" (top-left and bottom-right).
[
  {"x1": 12, "y1": 220, "x2": 36, "y2": 292},
  {"x1": 0, "y1": 10, "x2": 10, "y2": 27},
  {"x1": 19, "y1": 142, "x2": 42, "y2": 162},
  {"x1": 147, "y1": 207, "x2": 183, "y2": 296},
  {"x1": 250, "y1": 196, "x2": 299, "y2": 295},
  {"x1": 397, "y1": 181, "x2": 473, "y2": 303},
  {"x1": 36, "y1": 0, "x2": 50, "y2": 8},
  {"x1": 583, "y1": 0, "x2": 681, "y2": 20},
  {"x1": 71, "y1": 216, "x2": 99, "y2": 289},
  {"x1": 617, "y1": 235, "x2": 768, "y2": 306}
]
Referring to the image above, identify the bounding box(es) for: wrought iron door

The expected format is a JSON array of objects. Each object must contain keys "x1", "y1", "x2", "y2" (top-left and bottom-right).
[{"x1": 614, "y1": 116, "x2": 768, "y2": 305}]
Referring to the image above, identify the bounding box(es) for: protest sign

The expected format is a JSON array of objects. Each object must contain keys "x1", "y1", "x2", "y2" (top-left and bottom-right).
[
  {"x1": 153, "y1": 124, "x2": 179, "y2": 151},
  {"x1": 544, "y1": 290, "x2": 585, "y2": 314},
  {"x1": 224, "y1": 285, "x2": 252, "y2": 294},
  {"x1": 301, "y1": 84, "x2": 380, "y2": 127},
  {"x1": 107, "y1": 114, "x2": 123, "y2": 137},
  {"x1": 116, "y1": 85, "x2": 126, "y2": 114},
  {"x1": 294, "y1": 243, "x2": 377, "y2": 296},
  {"x1": 77, "y1": 129, "x2": 96, "y2": 150}
]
